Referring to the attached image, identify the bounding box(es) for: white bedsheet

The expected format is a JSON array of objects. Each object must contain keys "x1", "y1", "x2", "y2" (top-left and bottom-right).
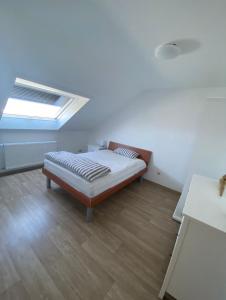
[{"x1": 44, "y1": 150, "x2": 146, "y2": 197}]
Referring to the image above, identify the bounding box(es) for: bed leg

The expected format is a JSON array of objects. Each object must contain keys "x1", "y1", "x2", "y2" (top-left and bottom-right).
[
  {"x1": 86, "y1": 207, "x2": 94, "y2": 222},
  {"x1": 46, "y1": 177, "x2": 51, "y2": 189},
  {"x1": 139, "y1": 176, "x2": 144, "y2": 183}
]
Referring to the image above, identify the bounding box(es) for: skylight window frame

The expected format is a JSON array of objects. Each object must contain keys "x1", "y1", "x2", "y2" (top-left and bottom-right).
[
  {"x1": 0, "y1": 77, "x2": 90, "y2": 130},
  {"x1": 2, "y1": 78, "x2": 89, "y2": 122},
  {"x1": 55, "y1": 98, "x2": 74, "y2": 119}
]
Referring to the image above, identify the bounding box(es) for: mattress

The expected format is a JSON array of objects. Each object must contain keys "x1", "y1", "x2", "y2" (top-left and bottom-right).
[{"x1": 44, "y1": 149, "x2": 146, "y2": 197}]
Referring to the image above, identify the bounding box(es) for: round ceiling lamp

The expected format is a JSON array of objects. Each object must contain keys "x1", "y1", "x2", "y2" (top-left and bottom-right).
[{"x1": 155, "y1": 43, "x2": 181, "y2": 60}]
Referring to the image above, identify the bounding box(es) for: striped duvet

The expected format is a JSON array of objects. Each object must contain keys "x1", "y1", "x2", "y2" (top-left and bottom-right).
[{"x1": 45, "y1": 151, "x2": 111, "y2": 182}]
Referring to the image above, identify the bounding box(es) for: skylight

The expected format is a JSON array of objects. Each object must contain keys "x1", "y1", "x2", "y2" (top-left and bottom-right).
[
  {"x1": 0, "y1": 78, "x2": 90, "y2": 129},
  {"x1": 4, "y1": 98, "x2": 61, "y2": 120}
]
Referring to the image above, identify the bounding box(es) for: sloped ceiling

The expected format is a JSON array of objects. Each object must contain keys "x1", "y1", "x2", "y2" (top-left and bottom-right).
[{"x1": 0, "y1": 0, "x2": 226, "y2": 130}]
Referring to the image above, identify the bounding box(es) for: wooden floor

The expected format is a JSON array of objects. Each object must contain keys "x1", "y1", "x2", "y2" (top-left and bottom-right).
[{"x1": 0, "y1": 169, "x2": 180, "y2": 300}]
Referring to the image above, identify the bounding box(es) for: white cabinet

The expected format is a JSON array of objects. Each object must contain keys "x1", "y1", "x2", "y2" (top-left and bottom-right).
[{"x1": 160, "y1": 175, "x2": 226, "y2": 300}]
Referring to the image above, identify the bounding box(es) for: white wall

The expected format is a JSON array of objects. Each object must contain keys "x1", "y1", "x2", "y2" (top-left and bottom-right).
[
  {"x1": 0, "y1": 130, "x2": 58, "y2": 144},
  {"x1": 0, "y1": 129, "x2": 89, "y2": 169},
  {"x1": 0, "y1": 130, "x2": 89, "y2": 151},
  {"x1": 174, "y1": 98, "x2": 226, "y2": 220},
  {"x1": 57, "y1": 130, "x2": 89, "y2": 153},
  {"x1": 90, "y1": 88, "x2": 226, "y2": 192}
]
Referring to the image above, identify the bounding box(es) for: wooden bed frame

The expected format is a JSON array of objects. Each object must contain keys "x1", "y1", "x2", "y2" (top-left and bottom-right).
[{"x1": 42, "y1": 141, "x2": 152, "y2": 221}]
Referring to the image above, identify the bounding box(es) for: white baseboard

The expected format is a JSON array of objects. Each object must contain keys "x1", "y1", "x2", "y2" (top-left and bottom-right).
[{"x1": 172, "y1": 213, "x2": 182, "y2": 223}]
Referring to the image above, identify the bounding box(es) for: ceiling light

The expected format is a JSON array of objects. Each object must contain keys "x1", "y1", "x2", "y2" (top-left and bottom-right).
[{"x1": 155, "y1": 43, "x2": 181, "y2": 60}]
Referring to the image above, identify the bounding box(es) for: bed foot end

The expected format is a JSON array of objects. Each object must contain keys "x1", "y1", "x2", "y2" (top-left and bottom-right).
[
  {"x1": 86, "y1": 207, "x2": 94, "y2": 222},
  {"x1": 46, "y1": 177, "x2": 51, "y2": 189}
]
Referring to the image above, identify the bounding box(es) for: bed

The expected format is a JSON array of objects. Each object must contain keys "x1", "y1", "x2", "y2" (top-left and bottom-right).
[{"x1": 42, "y1": 141, "x2": 152, "y2": 221}]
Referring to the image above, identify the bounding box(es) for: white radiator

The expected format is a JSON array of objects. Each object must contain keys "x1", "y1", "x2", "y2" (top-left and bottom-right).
[
  {"x1": 3, "y1": 141, "x2": 57, "y2": 170},
  {"x1": 0, "y1": 144, "x2": 5, "y2": 169}
]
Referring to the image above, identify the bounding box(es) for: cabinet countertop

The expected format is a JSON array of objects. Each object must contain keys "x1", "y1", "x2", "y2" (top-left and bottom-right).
[{"x1": 183, "y1": 174, "x2": 226, "y2": 233}]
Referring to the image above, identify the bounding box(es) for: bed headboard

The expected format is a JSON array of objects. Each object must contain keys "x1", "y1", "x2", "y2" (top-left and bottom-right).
[{"x1": 108, "y1": 141, "x2": 152, "y2": 166}]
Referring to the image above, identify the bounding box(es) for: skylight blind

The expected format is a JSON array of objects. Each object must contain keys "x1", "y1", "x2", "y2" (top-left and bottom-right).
[{"x1": 11, "y1": 85, "x2": 59, "y2": 105}]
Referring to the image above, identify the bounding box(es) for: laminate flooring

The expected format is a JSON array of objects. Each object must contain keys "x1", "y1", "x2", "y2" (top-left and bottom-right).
[{"x1": 0, "y1": 169, "x2": 180, "y2": 300}]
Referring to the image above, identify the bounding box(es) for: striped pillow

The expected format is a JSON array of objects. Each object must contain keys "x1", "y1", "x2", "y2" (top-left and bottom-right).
[{"x1": 113, "y1": 147, "x2": 139, "y2": 159}]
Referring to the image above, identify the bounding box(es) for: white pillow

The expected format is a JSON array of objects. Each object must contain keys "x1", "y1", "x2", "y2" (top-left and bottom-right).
[{"x1": 114, "y1": 147, "x2": 139, "y2": 159}]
